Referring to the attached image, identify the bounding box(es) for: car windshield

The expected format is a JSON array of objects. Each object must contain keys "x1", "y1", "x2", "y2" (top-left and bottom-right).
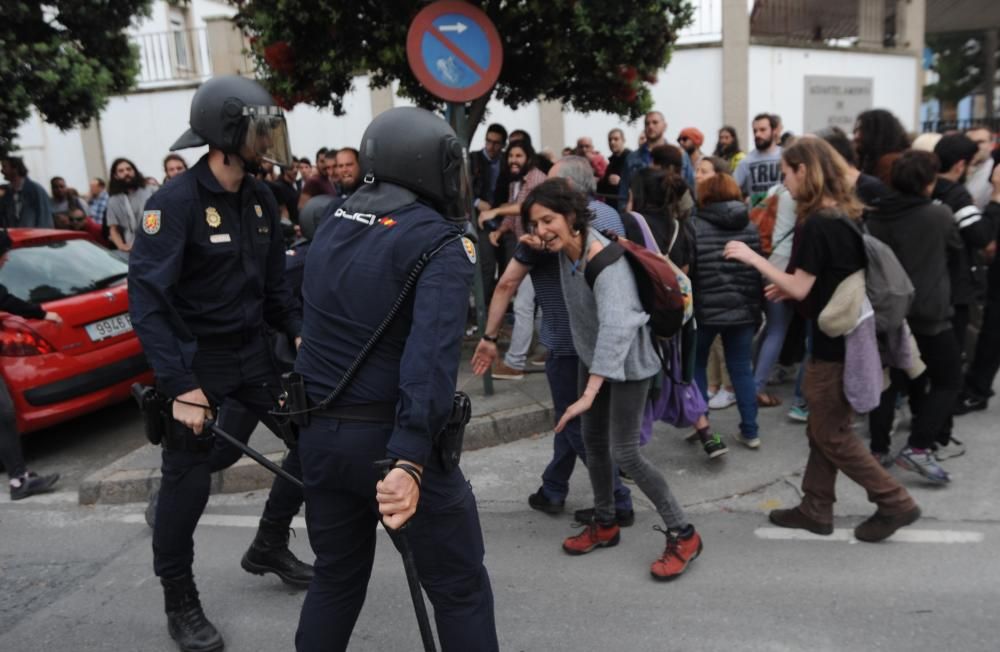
[{"x1": 0, "y1": 239, "x2": 130, "y2": 303}]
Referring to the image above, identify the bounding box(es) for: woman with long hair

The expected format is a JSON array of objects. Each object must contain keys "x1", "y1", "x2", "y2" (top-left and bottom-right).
[
  {"x1": 522, "y1": 177, "x2": 703, "y2": 580},
  {"x1": 629, "y1": 144, "x2": 695, "y2": 263},
  {"x1": 163, "y1": 153, "x2": 189, "y2": 183},
  {"x1": 713, "y1": 125, "x2": 746, "y2": 172},
  {"x1": 106, "y1": 157, "x2": 155, "y2": 253},
  {"x1": 724, "y1": 138, "x2": 921, "y2": 542},
  {"x1": 853, "y1": 109, "x2": 910, "y2": 185}
]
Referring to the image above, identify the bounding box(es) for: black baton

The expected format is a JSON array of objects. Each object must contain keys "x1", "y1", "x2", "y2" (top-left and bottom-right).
[
  {"x1": 376, "y1": 462, "x2": 437, "y2": 652},
  {"x1": 207, "y1": 421, "x2": 304, "y2": 490}
]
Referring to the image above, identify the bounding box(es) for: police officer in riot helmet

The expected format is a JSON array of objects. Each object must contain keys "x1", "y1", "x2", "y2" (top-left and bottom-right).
[
  {"x1": 293, "y1": 107, "x2": 499, "y2": 651},
  {"x1": 129, "y1": 75, "x2": 311, "y2": 652}
]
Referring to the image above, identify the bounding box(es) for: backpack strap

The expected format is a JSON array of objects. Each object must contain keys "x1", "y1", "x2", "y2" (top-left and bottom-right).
[
  {"x1": 617, "y1": 209, "x2": 646, "y2": 244},
  {"x1": 584, "y1": 233, "x2": 626, "y2": 289}
]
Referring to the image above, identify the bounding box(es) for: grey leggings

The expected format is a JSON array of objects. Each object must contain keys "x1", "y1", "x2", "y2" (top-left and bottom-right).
[{"x1": 579, "y1": 365, "x2": 687, "y2": 529}]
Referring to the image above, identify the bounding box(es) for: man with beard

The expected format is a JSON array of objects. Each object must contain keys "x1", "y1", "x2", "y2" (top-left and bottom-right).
[
  {"x1": 332, "y1": 148, "x2": 361, "y2": 203},
  {"x1": 617, "y1": 111, "x2": 693, "y2": 209},
  {"x1": 477, "y1": 140, "x2": 548, "y2": 379},
  {"x1": 597, "y1": 128, "x2": 631, "y2": 201},
  {"x1": 677, "y1": 127, "x2": 705, "y2": 170},
  {"x1": 734, "y1": 113, "x2": 783, "y2": 207},
  {"x1": 106, "y1": 157, "x2": 156, "y2": 253}
]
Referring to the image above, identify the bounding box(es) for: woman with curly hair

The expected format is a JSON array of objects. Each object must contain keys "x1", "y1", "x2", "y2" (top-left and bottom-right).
[{"x1": 522, "y1": 177, "x2": 703, "y2": 581}]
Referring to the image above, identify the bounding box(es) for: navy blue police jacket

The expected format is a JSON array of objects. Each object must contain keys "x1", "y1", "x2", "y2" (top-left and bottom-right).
[
  {"x1": 294, "y1": 199, "x2": 475, "y2": 466},
  {"x1": 128, "y1": 155, "x2": 302, "y2": 398}
]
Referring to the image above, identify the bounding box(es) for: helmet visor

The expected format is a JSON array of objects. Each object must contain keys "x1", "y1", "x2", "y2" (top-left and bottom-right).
[
  {"x1": 441, "y1": 143, "x2": 473, "y2": 221},
  {"x1": 242, "y1": 105, "x2": 293, "y2": 168}
]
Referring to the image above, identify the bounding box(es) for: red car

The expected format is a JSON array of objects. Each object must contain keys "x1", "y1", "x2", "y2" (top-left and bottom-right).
[{"x1": 0, "y1": 229, "x2": 153, "y2": 434}]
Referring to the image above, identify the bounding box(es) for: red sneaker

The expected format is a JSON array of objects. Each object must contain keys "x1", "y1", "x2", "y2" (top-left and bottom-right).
[
  {"x1": 562, "y1": 521, "x2": 621, "y2": 555},
  {"x1": 650, "y1": 526, "x2": 702, "y2": 581}
]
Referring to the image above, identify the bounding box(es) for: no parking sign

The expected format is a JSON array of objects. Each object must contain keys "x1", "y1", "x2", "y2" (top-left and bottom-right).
[{"x1": 406, "y1": 1, "x2": 503, "y2": 103}]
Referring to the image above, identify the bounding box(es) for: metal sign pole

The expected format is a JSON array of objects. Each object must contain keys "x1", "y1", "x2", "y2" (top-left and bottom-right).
[{"x1": 449, "y1": 101, "x2": 493, "y2": 396}]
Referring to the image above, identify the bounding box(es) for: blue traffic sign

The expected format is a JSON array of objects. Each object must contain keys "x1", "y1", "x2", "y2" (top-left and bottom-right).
[{"x1": 407, "y1": 1, "x2": 503, "y2": 103}]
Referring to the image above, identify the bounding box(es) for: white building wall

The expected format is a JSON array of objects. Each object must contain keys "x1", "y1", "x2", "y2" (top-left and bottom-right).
[
  {"x1": 747, "y1": 45, "x2": 919, "y2": 136},
  {"x1": 100, "y1": 88, "x2": 204, "y2": 182},
  {"x1": 14, "y1": 111, "x2": 90, "y2": 194}
]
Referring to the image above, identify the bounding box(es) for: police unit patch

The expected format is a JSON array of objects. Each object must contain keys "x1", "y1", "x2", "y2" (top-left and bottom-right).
[
  {"x1": 461, "y1": 237, "x2": 477, "y2": 264},
  {"x1": 142, "y1": 210, "x2": 161, "y2": 235},
  {"x1": 205, "y1": 207, "x2": 222, "y2": 228}
]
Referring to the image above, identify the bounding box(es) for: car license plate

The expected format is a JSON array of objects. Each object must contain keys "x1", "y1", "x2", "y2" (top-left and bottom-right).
[{"x1": 85, "y1": 313, "x2": 133, "y2": 342}]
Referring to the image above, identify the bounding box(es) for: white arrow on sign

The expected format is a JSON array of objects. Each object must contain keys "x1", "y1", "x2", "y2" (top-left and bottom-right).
[{"x1": 438, "y1": 22, "x2": 468, "y2": 34}]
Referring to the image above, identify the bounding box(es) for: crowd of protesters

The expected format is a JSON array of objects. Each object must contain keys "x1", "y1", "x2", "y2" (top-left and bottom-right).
[
  {"x1": 471, "y1": 108, "x2": 1000, "y2": 579},
  {"x1": 2, "y1": 107, "x2": 1000, "y2": 580}
]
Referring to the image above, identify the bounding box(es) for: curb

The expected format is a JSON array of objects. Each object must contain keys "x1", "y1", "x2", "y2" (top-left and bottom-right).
[{"x1": 78, "y1": 402, "x2": 554, "y2": 506}]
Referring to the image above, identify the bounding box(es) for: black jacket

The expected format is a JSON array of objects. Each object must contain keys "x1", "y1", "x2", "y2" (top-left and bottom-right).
[
  {"x1": 691, "y1": 200, "x2": 763, "y2": 327},
  {"x1": 0, "y1": 285, "x2": 45, "y2": 319},
  {"x1": 933, "y1": 178, "x2": 994, "y2": 305},
  {"x1": 866, "y1": 192, "x2": 962, "y2": 336},
  {"x1": 987, "y1": 201, "x2": 1000, "y2": 302}
]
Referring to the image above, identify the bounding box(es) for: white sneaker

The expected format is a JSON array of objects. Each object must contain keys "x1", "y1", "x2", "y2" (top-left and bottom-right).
[{"x1": 708, "y1": 389, "x2": 737, "y2": 410}]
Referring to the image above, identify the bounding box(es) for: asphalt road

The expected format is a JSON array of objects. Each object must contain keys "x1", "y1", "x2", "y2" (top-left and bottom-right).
[{"x1": 2, "y1": 386, "x2": 999, "y2": 651}]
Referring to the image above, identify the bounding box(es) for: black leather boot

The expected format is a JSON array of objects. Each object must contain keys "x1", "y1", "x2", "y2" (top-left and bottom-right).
[
  {"x1": 161, "y1": 574, "x2": 224, "y2": 652},
  {"x1": 240, "y1": 516, "x2": 313, "y2": 589}
]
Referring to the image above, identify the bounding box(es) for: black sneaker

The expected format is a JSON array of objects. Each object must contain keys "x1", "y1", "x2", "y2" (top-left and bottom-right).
[
  {"x1": 9, "y1": 472, "x2": 59, "y2": 501},
  {"x1": 572, "y1": 507, "x2": 636, "y2": 527},
  {"x1": 702, "y1": 434, "x2": 729, "y2": 459},
  {"x1": 527, "y1": 488, "x2": 564, "y2": 515},
  {"x1": 954, "y1": 392, "x2": 987, "y2": 416}
]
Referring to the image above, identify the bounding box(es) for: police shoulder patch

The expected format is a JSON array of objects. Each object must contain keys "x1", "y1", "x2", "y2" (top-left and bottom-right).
[
  {"x1": 461, "y1": 237, "x2": 477, "y2": 264},
  {"x1": 142, "y1": 210, "x2": 162, "y2": 235}
]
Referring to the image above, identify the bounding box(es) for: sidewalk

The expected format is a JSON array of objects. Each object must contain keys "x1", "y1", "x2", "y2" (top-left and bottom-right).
[{"x1": 79, "y1": 353, "x2": 552, "y2": 505}]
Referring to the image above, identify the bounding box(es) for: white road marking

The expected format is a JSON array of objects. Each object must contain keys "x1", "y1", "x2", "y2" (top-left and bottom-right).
[{"x1": 755, "y1": 527, "x2": 984, "y2": 544}]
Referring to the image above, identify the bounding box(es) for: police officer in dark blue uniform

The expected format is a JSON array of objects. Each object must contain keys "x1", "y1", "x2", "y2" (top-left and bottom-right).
[
  {"x1": 293, "y1": 107, "x2": 499, "y2": 651},
  {"x1": 129, "y1": 75, "x2": 312, "y2": 652}
]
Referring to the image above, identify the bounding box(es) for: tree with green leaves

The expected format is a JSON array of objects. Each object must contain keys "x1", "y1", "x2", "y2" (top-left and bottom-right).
[
  {"x1": 235, "y1": 0, "x2": 693, "y2": 142},
  {"x1": 0, "y1": 1, "x2": 152, "y2": 156},
  {"x1": 924, "y1": 31, "x2": 998, "y2": 120}
]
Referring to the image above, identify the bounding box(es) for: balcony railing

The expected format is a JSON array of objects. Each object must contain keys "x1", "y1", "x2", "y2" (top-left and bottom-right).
[
  {"x1": 133, "y1": 27, "x2": 211, "y2": 88},
  {"x1": 677, "y1": 0, "x2": 724, "y2": 45},
  {"x1": 676, "y1": 0, "x2": 900, "y2": 50}
]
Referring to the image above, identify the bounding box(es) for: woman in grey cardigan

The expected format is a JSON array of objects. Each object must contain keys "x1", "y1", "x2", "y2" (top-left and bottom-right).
[{"x1": 520, "y1": 178, "x2": 703, "y2": 582}]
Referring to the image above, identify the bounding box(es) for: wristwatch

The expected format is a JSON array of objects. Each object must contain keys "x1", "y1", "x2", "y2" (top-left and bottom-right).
[{"x1": 481, "y1": 333, "x2": 498, "y2": 343}]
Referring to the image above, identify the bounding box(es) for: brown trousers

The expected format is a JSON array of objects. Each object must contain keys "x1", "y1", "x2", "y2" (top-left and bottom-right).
[{"x1": 799, "y1": 359, "x2": 916, "y2": 523}]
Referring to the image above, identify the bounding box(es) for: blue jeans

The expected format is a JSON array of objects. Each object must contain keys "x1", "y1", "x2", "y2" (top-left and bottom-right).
[
  {"x1": 540, "y1": 354, "x2": 632, "y2": 512},
  {"x1": 754, "y1": 299, "x2": 793, "y2": 394},
  {"x1": 694, "y1": 324, "x2": 759, "y2": 438}
]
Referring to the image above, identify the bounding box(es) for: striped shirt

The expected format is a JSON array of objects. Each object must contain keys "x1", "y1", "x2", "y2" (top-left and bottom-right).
[{"x1": 513, "y1": 199, "x2": 625, "y2": 357}]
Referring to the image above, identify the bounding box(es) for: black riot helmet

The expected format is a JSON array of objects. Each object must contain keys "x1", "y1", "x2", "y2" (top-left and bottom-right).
[
  {"x1": 171, "y1": 75, "x2": 293, "y2": 168},
  {"x1": 358, "y1": 107, "x2": 470, "y2": 219}
]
